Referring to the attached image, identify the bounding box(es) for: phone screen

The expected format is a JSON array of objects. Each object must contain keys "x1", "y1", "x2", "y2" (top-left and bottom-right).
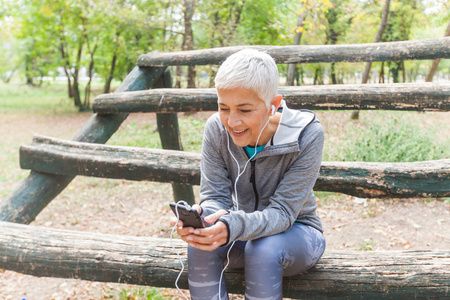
[{"x1": 170, "y1": 203, "x2": 205, "y2": 228}]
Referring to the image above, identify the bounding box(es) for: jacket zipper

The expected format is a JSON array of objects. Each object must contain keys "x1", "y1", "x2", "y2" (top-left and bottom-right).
[{"x1": 250, "y1": 160, "x2": 259, "y2": 211}]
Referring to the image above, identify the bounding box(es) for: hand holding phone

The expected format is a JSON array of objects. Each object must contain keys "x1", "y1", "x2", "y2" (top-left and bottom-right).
[{"x1": 170, "y1": 203, "x2": 205, "y2": 228}]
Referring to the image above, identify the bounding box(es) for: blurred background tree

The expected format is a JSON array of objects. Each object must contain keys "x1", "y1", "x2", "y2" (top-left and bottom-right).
[{"x1": 0, "y1": 0, "x2": 448, "y2": 111}]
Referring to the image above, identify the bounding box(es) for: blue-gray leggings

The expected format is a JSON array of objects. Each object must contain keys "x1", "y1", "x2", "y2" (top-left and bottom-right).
[{"x1": 188, "y1": 223, "x2": 326, "y2": 300}]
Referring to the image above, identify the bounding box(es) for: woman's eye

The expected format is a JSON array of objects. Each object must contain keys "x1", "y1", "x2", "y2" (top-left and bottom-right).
[
  {"x1": 240, "y1": 110, "x2": 251, "y2": 113},
  {"x1": 219, "y1": 107, "x2": 229, "y2": 112}
]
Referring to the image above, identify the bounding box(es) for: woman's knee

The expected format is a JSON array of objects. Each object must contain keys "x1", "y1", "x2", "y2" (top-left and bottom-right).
[
  {"x1": 245, "y1": 236, "x2": 285, "y2": 266},
  {"x1": 244, "y1": 225, "x2": 326, "y2": 275}
]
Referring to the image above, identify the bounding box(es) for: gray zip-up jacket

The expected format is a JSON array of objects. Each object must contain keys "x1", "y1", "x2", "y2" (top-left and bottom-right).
[{"x1": 199, "y1": 100, "x2": 324, "y2": 246}]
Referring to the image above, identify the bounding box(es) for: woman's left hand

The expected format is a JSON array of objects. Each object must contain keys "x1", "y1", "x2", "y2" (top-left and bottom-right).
[{"x1": 184, "y1": 209, "x2": 229, "y2": 251}]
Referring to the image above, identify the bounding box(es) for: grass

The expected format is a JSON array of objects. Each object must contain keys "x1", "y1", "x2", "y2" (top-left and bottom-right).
[
  {"x1": 108, "y1": 121, "x2": 162, "y2": 149},
  {"x1": 314, "y1": 191, "x2": 350, "y2": 206},
  {"x1": 0, "y1": 79, "x2": 118, "y2": 114},
  {"x1": 107, "y1": 116, "x2": 206, "y2": 152},
  {"x1": 358, "y1": 238, "x2": 377, "y2": 251},
  {"x1": 0, "y1": 80, "x2": 78, "y2": 114},
  {"x1": 105, "y1": 287, "x2": 168, "y2": 300}
]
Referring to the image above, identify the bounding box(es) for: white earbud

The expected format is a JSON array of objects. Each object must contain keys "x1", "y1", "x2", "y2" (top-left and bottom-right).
[{"x1": 271, "y1": 105, "x2": 276, "y2": 116}]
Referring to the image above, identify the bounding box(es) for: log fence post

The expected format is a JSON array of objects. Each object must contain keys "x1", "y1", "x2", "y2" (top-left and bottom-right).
[{"x1": 155, "y1": 70, "x2": 195, "y2": 205}]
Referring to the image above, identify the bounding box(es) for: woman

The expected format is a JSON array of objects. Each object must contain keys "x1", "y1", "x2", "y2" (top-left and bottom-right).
[{"x1": 172, "y1": 49, "x2": 325, "y2": 300}]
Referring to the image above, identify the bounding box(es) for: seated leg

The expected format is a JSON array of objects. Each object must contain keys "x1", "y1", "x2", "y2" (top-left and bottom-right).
[
  {"x1": 244, "y1": 224, "x2": 325, "y2": 300},
  {"x1": 188, "y1": 241, "x2": 246, "y2": 300}
]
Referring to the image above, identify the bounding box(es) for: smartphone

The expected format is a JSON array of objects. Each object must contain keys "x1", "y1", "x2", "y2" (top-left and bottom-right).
[{"x1": 170, "y1": 203, "x2": 205, "y2": 228}]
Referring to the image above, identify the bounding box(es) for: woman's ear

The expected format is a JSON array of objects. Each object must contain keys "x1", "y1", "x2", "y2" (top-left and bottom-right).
[{"x1": 271, "y1": 95, "x2": 282, "y2": 112}]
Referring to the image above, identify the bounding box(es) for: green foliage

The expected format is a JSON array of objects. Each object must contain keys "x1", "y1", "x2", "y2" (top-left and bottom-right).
[
  {"x1": 1, "y1": 0, "x2": 448, "y2": 94},
  {"x1": 330, "y1": 112, "x2": 448, "y2": 162},
  {"x1": 384, "y1": 0, "x2": 421, "y2": 43},
  {"x1": 104, "y1": 286, "x2": 168, "y2": 300},
  {"x1": 324, "y1": 0, "x2": 353, "y2": 45},
  {"x1": 358, "y1": 238, "x2": 376, "y2": 251}
]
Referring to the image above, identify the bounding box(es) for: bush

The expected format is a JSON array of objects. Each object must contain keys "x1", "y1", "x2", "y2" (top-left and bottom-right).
[{"x1": 336, "y1": 112, "x2": 447, "y2": 162}]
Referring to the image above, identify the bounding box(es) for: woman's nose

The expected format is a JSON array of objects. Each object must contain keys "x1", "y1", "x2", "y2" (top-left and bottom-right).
[{"x1": 227, "y1": 111, "x2": 242, "y2": 127}]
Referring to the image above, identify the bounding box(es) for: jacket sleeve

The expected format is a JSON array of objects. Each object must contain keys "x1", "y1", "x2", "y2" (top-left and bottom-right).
[
  {"x1": 198, "y1": 115, "x2": 235, "y2": 217},
  {"x1": 219, "y1": 121, "x2": 324, "y2": 244}
]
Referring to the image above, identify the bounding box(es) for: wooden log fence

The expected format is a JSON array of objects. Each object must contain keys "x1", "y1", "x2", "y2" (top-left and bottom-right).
[
  {"x1": 3, "y1": 38, "x2": 450, "y2": 225},
  {"x1": 93, "y1": 82, "x2": 450, "y2": 114},
  {"x1": 1, "y1": 221, "x2": 448, "y2": 299},
  {"x1": 137, "y1": 37, "x2": 450, "y2": 66},
  {"x1": 19, "y1": 135, "x2": 450, "y2": 199}
]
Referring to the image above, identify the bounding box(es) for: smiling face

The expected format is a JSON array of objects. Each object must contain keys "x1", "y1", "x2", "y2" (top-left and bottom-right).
[{"x1": 218, "y1": 88, "x2": 281, "y2": 147}]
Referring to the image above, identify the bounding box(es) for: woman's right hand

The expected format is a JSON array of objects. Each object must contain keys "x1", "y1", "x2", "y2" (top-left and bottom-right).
[
  {"x1": 170, "y1": 204, "x2": 202, "y2": 240},
  {"x1": 170, "y1": 205, "x2": 229, "y2": 251}
]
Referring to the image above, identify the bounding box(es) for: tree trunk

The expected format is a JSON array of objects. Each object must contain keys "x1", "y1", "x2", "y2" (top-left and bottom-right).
[
  {"x1": 72, "y1": 38, "x2": 84, "y2": 109},
  {"x1": 229, "y1": 0, "x2": 245, "y2": 35},
  {"x1": 361, "y1": 0, "x2": 391, "y2": 84},
  {"x1": 354, "y1": 0, "x2": 391, "y2": 120},
  {"x1": 59, "y1": 39, "x2": 74, "y2": 99},
  {"x1": 84, "y1": 45, "x2": 97, "y2": 109},
  {"x1": 210, "y1": 11, "x2": 220, "y2": 47},
  {"x1": 313, "y1": 66, "x2": 323, "y2": 85},
  {"x1": 379, "y1": 61, "x2": 385, "y2": 83},
  {"x1": 24, "y1": 54, "x2": 34, "y2": 86},
  {"x1": 182, "y1": 0, "x2": 197, "y2": 88},
  {"x1": 4, "y1": 66, "x2": 17, "y2": 83},
  {"x1": 104, "y1": 52, "x2": 117, "y2": 94},
  {"x1": 390, "y1": 61, "x2": 401, "y2": 83},
  {"x1": 37, "y1": 70, "x2": 44, "y2": 87},
  {"x1": 286, "y1": 7, "x2": 308, "y2": 86},
  {"x1": 426, "y1": 19, "x2": 450, "y2": 82},
  {"x1": 330, "y1": 63, "x2": 337, "y2": 84},
  {"x1": 401, "y1": 60, "x2": 406, "y2": 82},
  {"x1": 174, "y1": 66, "x2": 182, "y2": 88},
  {"x1": 82, "y1": 19, "x2": 96, "y2": 109},
  {"x1": 298, "y1": 65, "x2": 304, "y2": 85}
]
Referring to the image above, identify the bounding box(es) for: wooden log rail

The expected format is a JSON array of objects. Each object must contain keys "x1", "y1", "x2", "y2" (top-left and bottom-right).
[
  {"x1": 19, "y1": 135, "x2": 450, "y2": 199},
  {"x1": 0, "y1": 221, "x2": 448, "y2": 299},
  {"x1": 137, "y1": 37, "x2": 450, "y2": 66},
  {"x1": 93, "y1": 82, "x2": 450, "y2": 113}
]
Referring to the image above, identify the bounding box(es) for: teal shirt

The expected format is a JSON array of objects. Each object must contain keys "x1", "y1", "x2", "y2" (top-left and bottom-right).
[{"x1": 243, "y1": 144, "x2": 266, "y2": 159}]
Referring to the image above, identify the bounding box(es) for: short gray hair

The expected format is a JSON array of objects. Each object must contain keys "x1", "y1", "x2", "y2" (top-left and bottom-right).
[{"x1": 215, "y1": 49, "x2": 279, "y2": 107}]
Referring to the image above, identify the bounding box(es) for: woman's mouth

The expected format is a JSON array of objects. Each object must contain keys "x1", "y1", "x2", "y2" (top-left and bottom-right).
[{"x1": 231, "y1": 128, "x2": 248, "y2": 136}]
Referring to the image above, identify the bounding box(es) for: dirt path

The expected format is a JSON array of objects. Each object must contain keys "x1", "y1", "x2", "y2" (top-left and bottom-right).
[{"x1": 0, "y1": 112, "x2": 448, "y2": 300}]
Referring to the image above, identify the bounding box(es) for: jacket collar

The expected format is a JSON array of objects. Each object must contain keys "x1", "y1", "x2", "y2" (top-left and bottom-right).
[{"x1": 256, "y1": 100, "x2": 316, "y2": 159}]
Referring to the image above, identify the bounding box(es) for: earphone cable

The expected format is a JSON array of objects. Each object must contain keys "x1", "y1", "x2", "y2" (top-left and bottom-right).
[
  {"x1": 170, "y1": 201, "x2": 191, "y2": 300},
  {"x1": 219, "y1": 114, "x2": 272, "y2": 299}
]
